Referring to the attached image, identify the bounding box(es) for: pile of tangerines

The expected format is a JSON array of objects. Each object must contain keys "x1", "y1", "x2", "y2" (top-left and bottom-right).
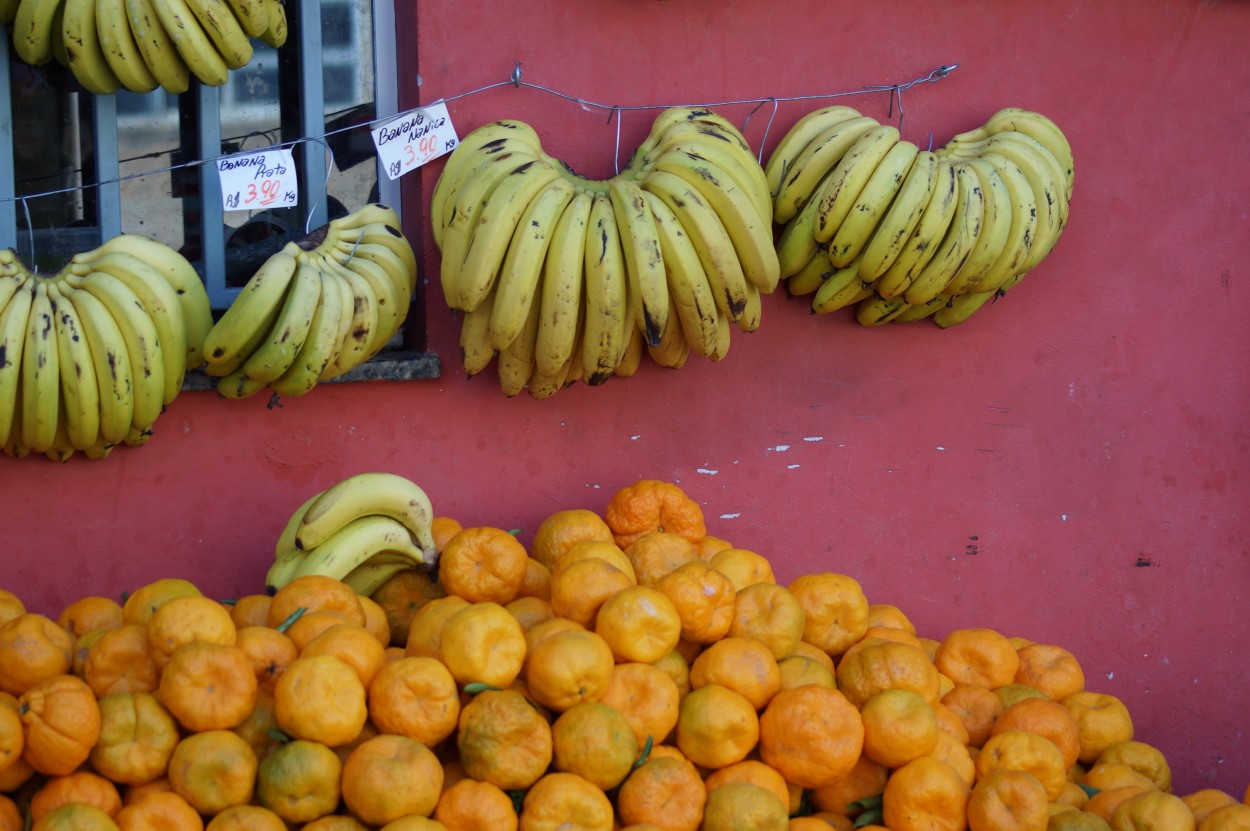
[{"x1": 1, "y1": 479, "x2": 1248, "y2": 831}]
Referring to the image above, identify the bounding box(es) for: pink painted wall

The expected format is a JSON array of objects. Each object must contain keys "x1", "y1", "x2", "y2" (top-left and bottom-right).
[{"x1": 4, "y1": 0, "x2": 1248, "y2": 798}]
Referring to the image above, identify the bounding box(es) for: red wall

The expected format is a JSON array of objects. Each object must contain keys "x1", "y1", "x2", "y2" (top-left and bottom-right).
[{"x1": 4, "y1": 0, "x2": 1249, "y2": 798}]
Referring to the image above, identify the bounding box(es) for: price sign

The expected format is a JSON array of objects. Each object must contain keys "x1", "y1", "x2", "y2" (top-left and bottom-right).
[
  {"x1": 216, "y1": 148, "x2": 299, "y2": 211},
  {"x1": 371, "y1": 102, "x2": 459, "y2": 181}
]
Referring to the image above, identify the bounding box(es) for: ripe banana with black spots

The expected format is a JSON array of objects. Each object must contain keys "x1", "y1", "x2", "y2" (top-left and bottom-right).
[
  {"x1": 763, "y1": 105, "x2": 863, "y2": 201},
  {"x1": 812, "y1": 124, "x2": 901, "y2": 245},
  {"x1": 0, "y1": 280, "x2": 34, "y2": 448},
  {"x1": 645, "y1": 190, "x2": 719, "y2": 359},
  {"x1": 857, "y1": 150, "x2": 938, "y2": 283},
  {"x1": 240, "y1": 257, "x2": 321, "y2": 384},
  {"x1": 608, "y1": 178, "x2": 669, "y2": 347},
  {"x1": 533, "y1": 189, "x2": 591, "y2": 377},
  {"x1": 20, "y1": 280, "x2": 60, "y2": 453},
  {"x1": 873, "y1": 158, "x2": 958, "y2": 301},
  {"x1": 182, "y1": 0, "x2": 252, "y2": 69},
  {"x1": 58, "y1": 280, "x2": 133, "y2": 445},
  {"x1": 256, "y1": 0, "x2": 284, "y2": 47},
  {"x1": 45, "y1": 280, "x2": 100, "y2": 451},
  {"x1": 149, "y1": 0, "x2": 228, "y2": 86},
  {"x1": 826, "y1": 138, "x2": 918, "y2": 268},
  {"x1": 903, "y1": 162, "x2": 984, "y2": 306},
  {"x1": 772, "y1": 115, "x2": 881, "y2": 224},
  {"x1": 287, "y1": 515, "x2": 430, "y2": 584},
  {"x1": 60, "y1": 0, "x2": 121, "y2": 94},
  {"x1": 203, "y1": 245, "x2": 298, "y2": 369},
  {"x1": 13, "y1": 0, "x2": 66, "y2": 66},
  {"x1": 580, "y1": 193, "x2": 629, "y2": 386},
  {"x1": 125, "y1": 0, "x2": 191, "y2": 93}
]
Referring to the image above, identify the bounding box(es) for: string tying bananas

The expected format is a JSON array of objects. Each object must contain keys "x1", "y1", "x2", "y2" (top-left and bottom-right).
[
  {"x1": 0, "y1": 235, "x2": 212, "y2": 461},
  {"x1": 265, "y1": 471, "x2": 438, "y2": 595},
  {"x1": 766, "y1": 106, "x2": 1073, "y2": 328},
  {"x1": 431, "y1": 107, "x2": 780, "y2": 399},
  {"x1": 5, "y1": 0, "x2": 287, "y2": 95},
  {"x1": 201, "y1": 203, "x2": 418, "y2": 399}
]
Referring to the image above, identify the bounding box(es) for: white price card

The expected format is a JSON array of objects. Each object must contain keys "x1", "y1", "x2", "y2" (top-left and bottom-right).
[
  {"x1": 216, "y1": 148, "x2": 299, "y2": 211},
  {"x1": 371, "y1": 102, "x2": 459, "y2": 181}
]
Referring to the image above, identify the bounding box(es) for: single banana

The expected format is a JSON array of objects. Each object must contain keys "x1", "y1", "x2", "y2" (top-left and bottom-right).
[
  {"x1": 614, "y1": 321, "x2": 645, "y2": 378},
  {"x1": 533, "y1": 188, "x2": 591, "y2": 377},
  {"x1": 44, "y1": 398, "x2": 75, "y2": 462},
  {"x1": 0, "y1": 0, "x2": 21, "y2": 24},
  {"x1": 149, "y1": 0, "x2": 228, "y2": 86},
  {"x1": 431, "y1": 123, "x2": 545, "y2": 248},
  {"x1": 438, "y1": 148, "x2": 547, "y2": 310},
  {"x1": 290, "y1": 515, "x2": 430, "y2": 583},
  {"x1": 903, "y1": 163, "x2": 985, "y2": 306},
  {"x1": 608, "y1": 177, "x2": 669, "y2": 347},
  {"x1": 976, "y1": 132, "x2": 1068, "y2": 267},
  {"x1": 893, "y1": 295, "x2": 948, "y2": 323},
  {"x1": 644, "y1": 190, "x2": 719, "y2": 359},
  {"x1": 46, "y1": 280, "x2": 100, "y2": 451},
  {"x1": 182, "y1": 0, "x2": 251, "y2": 69},
  {"x1": 812, "y1": 125, "x2": 901, "y2": 244},
  {"x1": 643, "y1": 294, "x2": 687, "y2": 369},
  {"x1": 874, "y1": 158, "x2": 959, "y2": 300},
  {"x1": 341, "y1": 560, "x2": 414, "y2": 597},
  {"x1": 942, "y1": 158, "x2": 1013, "y2": 297},
  {"x1": 826, "y1": 139, "x2": 919, "y2": 268},
  {"x1": 256, "y1": 0, "x2": 284, "y2": 47},
  {"x1": 650, "y1": 150, "x2": 780, "y2": 293},
  {"x1": 527, "y1": 327, "x2": 577, "y2": 401},
  {"x1": 333, "y1": 239, "x2": 413, "y2": 322},
  {"x1": 784, "y1": 246, "x2": 833, "y2": 299},
  {"x1": 967, "y1": 156, "x2": 1038, "y2": 293},
  {"x1": 0, "y1": 281, "x2": 34, "y2": 446},
  {"x1": 93, "y1": 0, "x2": 157, "y2": 92},
  {"x1": 321, "y1": 259, "x2": 378, "y2": 378},
  {"x1": 772, "y1": 115, "x2": 881, "y2": 224},
  {"x1": 69, "y1": 250, "x2": 186, "y2": 404},
  {"x1": 202, "y1": 246, "x2": 298, "y2": 368},
  {"x1": 295, "y1": 471, "x2": 436, "y2": 556},
  {"x1": 125, "y1": 0, "x2": 191, "y2": 93},
  {"x1": 328, "y1": 248, "x2": 403, "y2": 356},
  {"x1": 66, "y1": 270, "x2": 164, "y2": 432},
  {"x1": 269, "y1": 268, "x2": 346, "y2": 398},
  {"x1": 458, "y1": 287, "x2": 496, "y2": 378},
  {"x1": 60, "y1": 0, "x2": 121, "y2": 94},
  {"x1": 213, "y1": 364, "x2": 268, "y2": 399},
  {"x1": 489, "y1": 176, "x2": 576, "y2": 351},
  {"x1": 983, "y1": 108, "x2": 1073, "y2": 200},
  {"x1": 736, "y1": 280, "x2": 762, "y2": 334},
  {"x1": 855, "y1": 293, "x2": 911, "y2": 327},
  {"x1": 774, "y1": 167, "x2": 837, "y2": 279},
  {"x1": 21, "y1": 280, "x2": 60, "y2": 452},
  {"x1": 456, "y1": 157, "x2": 562, "y2": 313},
  {"x1": 811, "y1": 253, "x2": 872, "y2": 315},
  {"x1": 239, "y1": 257, "x2": 321, "y2": 384},
  {"x1": 707, "y1": 307, "x2": 732, "y2": 363},
  {"x1": 858, "y1": 150, "x2": 938, "y2": 282},
  {"x1": 642, "y1": 169, "x2": 749, "y2": 323},
  {"x1": 496, "y1": 286, "x2": 541, "y2": 397},
  {"x1": 90, "y1": 234, "x2": 211, "y2": 369},
  {"x1": 934, "y1": 289, "x2": 997, "y2": 328},
  {"x1": 580, "y1": 192, "x2": 629, "y2": 385},
  {"x1": 58, "y1": 281, "x2": 133, "y2": 445},
  {"x1": 763, "y1": 105, "x2": 863, "y2": 200},
  {"x1": 221, "y1": 0, "x2": 266, "y2": 36},
  {"x1": 12, "y1": 0, "x2": 66, "y2": 65}
]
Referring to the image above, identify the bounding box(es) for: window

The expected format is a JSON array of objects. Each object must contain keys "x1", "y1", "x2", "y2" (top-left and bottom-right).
[{"x1": 0, "y1": 0, "x2": 438, "y2": 382}]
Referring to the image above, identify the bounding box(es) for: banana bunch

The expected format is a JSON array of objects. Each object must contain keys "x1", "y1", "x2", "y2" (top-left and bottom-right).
[
  {"x1": 0, "y1": 235, "x2": 212, "y2": 461},
  {"x1": 265, "y1": 471, "x2": 438, "y2": 595},
  {"x1": 431, "y1": 107, "x2": 780, "y2": 398},
  {"x1": 201, "y1": 203, "x2": 418, "y2": 400},
  {"x1": 766, "y1": 106, "x2": 1073, "y2": 328},
  {"x1": 4, "y1": 0, "x2": 286, "y2": 95}
]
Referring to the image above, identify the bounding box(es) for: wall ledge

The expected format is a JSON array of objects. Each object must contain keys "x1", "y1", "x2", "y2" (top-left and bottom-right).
[{"x1": 181, "y1": 350, "x2": 442, "y2": 392}]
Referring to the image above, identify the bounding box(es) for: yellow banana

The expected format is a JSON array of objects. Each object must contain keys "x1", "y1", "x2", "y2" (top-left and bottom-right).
[
  {"x1": 256, "y1": 0, "x2": 284, "y2": 47},
  {"x1": 967, "y1": 156, "x2": 1038, "y2": 293},
  {"x1": 496, "y1": 286, "x2": 541, "y2": 398},
  {"x1": 934, "y1": 289, "x2": 998, "y2": 328},
  {"x1": 580, "y1": 193, "x2": 629, "y2": 386},
  {"x1": 241, "y1": 257, "x2": 321, "y2": 384},
  {"x1": 858, "y1": 150, "x2": 938, "y2": 282},
  {"x1": 942, "y1": 158, "x2": 1013, "y2": 297},
  {"x1": 13, "y1": 0, "x2": 66, "y2": 66},
  {"x1": 489, "y1": 176, "x2": 576, "y2": 351},
  {"x1": 46, "y1": 279, "x2": 100, "y2": 451},
  {"x1": 784, "y1": 246, "x2": 833, "y2": 298},
  {"x1": 642, "y1": 169, "x2": 749, "y2": 324},
  {"x1": 772, "y1": 115, "x2": 881, "y2": 223},
  {"x1": 58, "y1": 280, "x2": 133, "y2": 444},
  {"x1": 221, "y1": 0, "x2": 265, "y2": 36},
  {"x1": 811, "y1": 253, "x2": 872, "y2": 315},
  {"x1": 644, "y1": 190, "x2": 719, "y2": 359},
  {"x1": 644, "y1": 293, "x2": 688, "y2": 369},
  {"x1": 149, "y1": 0, "x2": 228, "y2": 86},
  {"x1": 812, "y1": 125, "x2": 901, "y2": 244},
  {"x1": 650, "y1": 150, "x2": 780, "y2": 293},
  {"x1": 61, "y1": 0, "x2": 121, "y2": 93},
  {"x1": 295, "y1": 471, "x2": 436, "y2": 556},
  {"x1": 0, "y1": 281, "x2": 34, "y2": 447},
  {"x1": 182, "y1": 0, "x2": 251, "y2": 69},
  {"x1": 855, "y1": 293, "x2": 910, "y2": 327},
  {"x1": 93, "y1": 0, "x2": 157, "y2": 91},
  {"x1": 21, "y1": 280, "x2": 60, "y2": 452},
  {"x1": 533, "y1": 189, "x2": 591, "y2": 377},
  {"x1": 269, "y1": 268, "x2": 347, "y2": 398},
  {"x1": 289, "y1": 515, "x2": 431, "y2": 583},
  {"x1": 826, "y1": 139, "x2": 919, "y2": 268},
  {"x1": 903, "y1": 163, "x2": 984, "y2": 306},
  {"x1": 608, "y1": 177, "x2": 669, "y2": 347},
  {"x1": 983, "y1": 108, "x2": 1073, "y2": 200},
  {"x1": 203, "y1": 246, "x2": 298, "y2": 368},
  {"x1": 321, "y1": 260, "x2": 378, "y2": 378},
  {"x1": 125, "y1": 0, "x2": 191, "y2": 93},
  {"x1": 763, "y1": 105, "x2": 863, "y2": 200},
  {"x1": 874, "y1": 158, "x2": 958, "y2": 300}
]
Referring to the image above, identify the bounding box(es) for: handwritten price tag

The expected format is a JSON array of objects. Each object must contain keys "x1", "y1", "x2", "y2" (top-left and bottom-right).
[
  {"x1": 371, "y1": 102, "x2": 459, "y2": 181},
  {"x1": 216, "y1": 148, "x2": 299, "y2": 211}
]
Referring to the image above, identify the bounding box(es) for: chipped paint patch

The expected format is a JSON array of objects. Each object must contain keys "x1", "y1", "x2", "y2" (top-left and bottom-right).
[
  {"x1": 936, "y1": 446, "x2": 946, "y2": 451},
  {"x1": 787, "y1": 464, "x2": 800, "y2": 470},
  {"x1": 802, "y1": 436, "x2": 823, "y2": 442},
  {"x1": 1061, "y1": 514, "x2": 1068, "y2": 521},
  {"x1": 770, "y1": 445, "x2": 790, "y2": 452},
  {"x1": 630, "y1": 435, "x2": 641, "y2": 440},
  {"x1": 719, "y1": 513, "x2": 740, "y2": 519},
  {"x1": 696, "y1": 468, "x2": 718, "y2": 475}
]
